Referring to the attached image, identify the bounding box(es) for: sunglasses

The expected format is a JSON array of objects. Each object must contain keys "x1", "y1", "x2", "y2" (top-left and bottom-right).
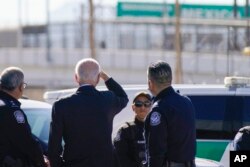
[
  {"x1": 23, "y1": 83, "x2": 27, "y2": 89},
  {"x1": 134, "y1": 101, "x2": 151, "y2": 108}
]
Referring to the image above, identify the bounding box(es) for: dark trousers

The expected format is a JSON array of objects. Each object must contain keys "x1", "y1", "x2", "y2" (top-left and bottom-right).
[{"x1": 2, "y1": 156, "x2": 22, "y2": 167}]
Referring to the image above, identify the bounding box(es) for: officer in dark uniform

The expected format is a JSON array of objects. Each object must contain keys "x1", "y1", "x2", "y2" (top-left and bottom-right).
[
  {"x1": 114, "y1": 92, "x2": 152, "y2": 167},
  {"x1": 0, "y1": 67, "x2": 47, "y2": 167},
  {"x1": 48, "y1": 58, "x2": 129, "y2": 167},
  {"x1": 233, "y1": 126, "x2": 250, "y2": 151},
  {"x1": 144, "y1": 61, "x2": 196, "y2": 167}
]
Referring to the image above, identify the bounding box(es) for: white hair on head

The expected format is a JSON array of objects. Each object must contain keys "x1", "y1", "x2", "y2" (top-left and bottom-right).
[{"x1": 75, "y1": 58, "x2": 100, "y2": 84}]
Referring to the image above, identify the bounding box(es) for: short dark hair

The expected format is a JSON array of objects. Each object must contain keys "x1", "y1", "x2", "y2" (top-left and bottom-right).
[{"x1": 147, "y1": 60, "x2": 172, "y2": 86}]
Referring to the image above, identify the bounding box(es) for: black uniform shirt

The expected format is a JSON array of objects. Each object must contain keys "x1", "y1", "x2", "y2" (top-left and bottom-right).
[
  {"x1": 144, "y1": 86, "x2": 196, "y2": 167},
  {"x1": 0, "y1": 91, "x2": 45, "y2": 167},
  {"x1": 114, "y1": 118, "x2": 146, "y2": 167}
]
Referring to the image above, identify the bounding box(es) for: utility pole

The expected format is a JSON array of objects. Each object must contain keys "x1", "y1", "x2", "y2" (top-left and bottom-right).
[
  {"x1": 89, "y1": 0, "x2": 96, "y2": 59},
  {"x1": 46, "y1": 0, "x2": 51, "y2": 62},
  {"x1": 174, "y1": 0, "x2": 182, "y2": 84},
  {"x1": 17, "y1": 0, "x2": 23, "y2": 57},
  {"x1": 162, "y1": 0, "x2": 168, "y2": 49},
  {"x1": 80, "y1": 3, "x2": 84, "y2": 48},
  {"x1": 233, "y1": 0, "x2": 238, "y2": 50},
  {"x1": 246, "y1": 0, "x2": 250, "y2": 46}
]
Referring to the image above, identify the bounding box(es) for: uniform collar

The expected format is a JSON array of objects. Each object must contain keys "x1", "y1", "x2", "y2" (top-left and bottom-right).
[
  {"x1": 154, "y1": 86, "x2": 175, "y2": 102},
  {"x1": 134, "y1": 117, "x2": 144, "y2": 127},
  {"x1": 0, "y1": 90, "x2": 21, "y2": 107}
]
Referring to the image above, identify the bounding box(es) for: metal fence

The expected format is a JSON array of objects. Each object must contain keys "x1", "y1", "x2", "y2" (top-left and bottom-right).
[
  {"x1": 1, "y1": 17, "x2": 250, "y2": 87},
  {"x1": 19, "y1": 17, "x2": 250, "y2": 55}
]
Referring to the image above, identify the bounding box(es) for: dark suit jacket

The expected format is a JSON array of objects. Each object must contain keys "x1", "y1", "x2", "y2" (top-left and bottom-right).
[{"x1": 48, "y1": 78, "x2": 128, "y2": 167}]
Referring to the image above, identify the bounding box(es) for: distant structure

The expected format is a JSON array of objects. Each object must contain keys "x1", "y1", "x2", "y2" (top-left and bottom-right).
[
  {"x1": 0, "y1": 0, "x2": 250, "y2": 89},
  {"x1": 0, "y1": 1, "x2": 249, "y2": 53}
]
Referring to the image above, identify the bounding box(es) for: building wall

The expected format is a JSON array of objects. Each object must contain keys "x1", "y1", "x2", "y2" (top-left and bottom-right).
[{"x1": 0, "y1": 30, "x2": 17, "y2": 47}]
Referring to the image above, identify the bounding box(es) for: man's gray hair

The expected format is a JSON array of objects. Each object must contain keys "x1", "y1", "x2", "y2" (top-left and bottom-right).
[
  {"x1": 0, "y1": 67, "x2": 24, "y2": 91},
  {"x1": 75, "y1": 58, "x2": 100, "y2": 84},
  {"x1": 147, "y1": 60, "x2": 172, "y2": 86}
]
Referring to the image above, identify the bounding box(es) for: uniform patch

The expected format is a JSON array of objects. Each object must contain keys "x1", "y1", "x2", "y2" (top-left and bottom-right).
[
  {"x1": 0, "y1": 99, "x2": 6, "y2": 106},
  {"x1": 150, "y1": 112, "x2": 161, "y2": 126},
  {"x1": 14, "y1": 110, "x2": 25, "y2": 123}
]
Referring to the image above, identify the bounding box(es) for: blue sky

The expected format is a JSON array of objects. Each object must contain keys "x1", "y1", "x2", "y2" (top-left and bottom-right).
[{"x1": 0, "y1": 0, "x2": 246, "y2": 29}]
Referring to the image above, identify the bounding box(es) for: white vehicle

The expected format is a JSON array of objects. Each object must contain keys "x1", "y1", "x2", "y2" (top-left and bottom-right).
[
  {"x1": 19, "y1": 98, "x2": 52, "y2": 154},
  {"x1": 43, "y1": 77, "x2": 250, "y2": 167},
  {"x1": 19, "y1": 98, "x2": 223, "y2": 167}
]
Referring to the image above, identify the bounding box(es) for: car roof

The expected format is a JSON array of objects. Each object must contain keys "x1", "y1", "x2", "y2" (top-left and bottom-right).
[
  {"x1": 19, "y1": 99, "x2": 51, "y2": 109},
  {"x1": 43, "y1": 83, "x2": 250, "y2": 104}
]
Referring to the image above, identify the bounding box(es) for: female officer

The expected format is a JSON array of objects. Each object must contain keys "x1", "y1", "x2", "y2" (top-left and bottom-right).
[{"x1": 114, "y1": 92, "x2": 152, "y2": 167}]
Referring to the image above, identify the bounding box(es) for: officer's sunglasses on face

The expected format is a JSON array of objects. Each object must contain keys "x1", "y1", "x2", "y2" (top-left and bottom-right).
[{"x1": 134, "y1": 101, "x2": 151, "y2": 108}]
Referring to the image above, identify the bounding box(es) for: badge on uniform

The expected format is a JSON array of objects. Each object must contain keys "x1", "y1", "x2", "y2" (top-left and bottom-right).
[
  {"x1": 150, "y1": 112, "x2": 161, "y2": 126},
  {"x1": 14, "y1": 110, "x2": 25, "y2": 123}
]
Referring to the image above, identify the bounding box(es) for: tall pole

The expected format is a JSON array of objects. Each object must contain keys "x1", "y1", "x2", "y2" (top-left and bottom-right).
[
  {"x1": 80, "y1": 3, "x2": 84, "y2": 48},
  {"x1": 46, "y1": 0, "x2": 51, "y2": 62},
  {"x1": 89, "y1": 0, "x2": 96, "y2": 59},
  {"x1": 162, "y1": 0, "x2": 167, "y2": 49},
  {"x1": 233, "y1": 0, "x2": 238, "y2": 49},
  {"x1": 246, "y1": 0, "x2": 250, "y2": 46},
  {"x1": 234, "y1": 0, "x2": 237, "y2": 18},
  {"x1": 175, "y1": 0, "x2": 182, "y2": 84},
  {"x1": 17, "y1": 0, "x2": 23, "y2": 56},
  {"x1": 227, "y1": 27, "x2": 230, "y2": 76}
]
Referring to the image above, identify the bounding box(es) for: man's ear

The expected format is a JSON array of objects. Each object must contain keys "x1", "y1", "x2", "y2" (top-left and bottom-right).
[
  {"x1": 95, "y1": 74, "x2": 100, "y2": 86},
  {"x1": 148, "y1": 79, "x2": 152, "y2": 89},
  {"x1": 18, "y1": 84, "x2": 23, "y2": 92},
  {"x1": 74, "y1": 74, "x2": 79, "y2": 83},
  {"x1": 18, "y1": 84, "x2": 24, "y2": 91}
]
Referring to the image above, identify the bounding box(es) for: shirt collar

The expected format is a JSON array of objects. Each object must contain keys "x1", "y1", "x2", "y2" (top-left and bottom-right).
[
  {"x1": 0, "y1": 90, "x2": 21, "y2": 107},
  {"x1": 80, "y1": 84, "x2": 92, "y2": 87},
  {"x1": 154, "y1": 86, "x2": 175, "y2": 102},
  {"x1": 134, "y1": 117, "x2": 144, "y2": 127}
]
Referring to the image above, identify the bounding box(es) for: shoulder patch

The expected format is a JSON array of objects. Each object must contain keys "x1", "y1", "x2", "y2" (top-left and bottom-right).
[
  {"x1": 150, "y1": 112, "x2": 161, "y2": 126},
  {"x1": 14, "y1": 110, "x2": 25, "y2": 123},
  {"x1": 0, "y1": 99, "x2": 6, "y2": 106}
]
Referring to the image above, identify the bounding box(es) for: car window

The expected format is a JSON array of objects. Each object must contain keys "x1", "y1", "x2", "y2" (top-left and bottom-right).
[
  {"x1": 24, "y1": 108, "x2": 51, "y2": 144},
  {"x1": 189, "y1": 95, "x2": 250, "y2": 140}
]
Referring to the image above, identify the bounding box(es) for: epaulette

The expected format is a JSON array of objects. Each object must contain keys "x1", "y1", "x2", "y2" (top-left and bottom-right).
[{"x1": 0, "y1": 99, "x2": 6, "y2": 107}]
